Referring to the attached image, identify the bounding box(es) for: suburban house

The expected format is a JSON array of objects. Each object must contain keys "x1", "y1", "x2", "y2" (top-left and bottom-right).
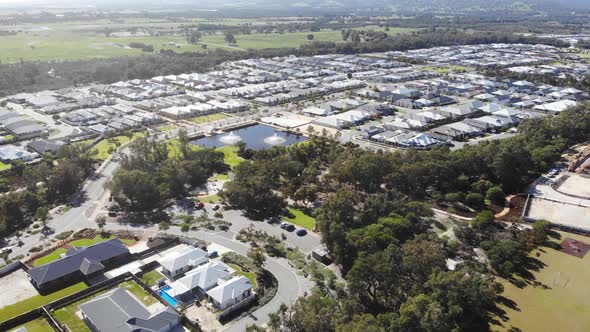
[
  {"x1": 79, "y1": 287, "x2": 181, "y2": 332},
  {"x1": 0, "y1": 145, "x2": 40, "y2": 163},
  {"x1": 205, "y1": 276, "x2": 254, "y2": 311},
  {"x1": 167, "y1": 261, "x2": 235, "y2": 302},
  {"x1": 28, "y1": 238, "x2": 131, "y2": 294},
  {"x1": 158, "y1": 246, "x2": 209, "y2": 278}
]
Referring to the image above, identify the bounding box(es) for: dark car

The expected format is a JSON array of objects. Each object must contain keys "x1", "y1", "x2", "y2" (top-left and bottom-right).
[
  {"x1": 280, "y1": 222, "x2": 295, "y2": 231},
  {"x1": 212, "y1": 204, "x2": 221, "y2": 211},
  {"x1": 296, "y1": 229, "x2": 307, "y2": 236},
  {"x1": 195, "y1": 201, "x2": 205, "y2": 210}
]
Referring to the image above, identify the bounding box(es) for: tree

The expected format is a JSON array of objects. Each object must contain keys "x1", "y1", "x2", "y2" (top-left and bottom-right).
[
  {"x1": 159, "y1": 221, "x2": 170, "y2": 234},
  {"x1": 531, "y1": 219, "x2": 551, "y2": 245},
  {"x1": 307, "y1": 34, "x2": 315, "y2": 41},
  {"x1": 35, "y1": 206, "x2": 50, "y2": 229},
  {"x1": 224, "y1": 32, "x2": 237, "y2": 45},
  {"x1": 486, "y1": 186, "x2": 506, "y2": 205},
  {"x1": 465, "y1": 192, "x2": 484, "y2": 209},
  {"x1": 95, "y1": 215, "x2": 107, "y2": 233},
  {"x1": 181, "y1": 223, "x2": 190, "y2": 236},
  {"x1": 247, "y1": 247, "x2": 266, "y2": 271},
  {"x1": 108, "y1": 169, "x2": 162, "y2": 212}
]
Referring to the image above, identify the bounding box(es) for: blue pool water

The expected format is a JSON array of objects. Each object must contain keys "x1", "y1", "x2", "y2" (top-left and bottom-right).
[
  {"x1": 158, "y1": 285, "x2": 178, "y2": 307},
  {"x1": 190, "y1": 124, "x2": 306, "y2": 150}
]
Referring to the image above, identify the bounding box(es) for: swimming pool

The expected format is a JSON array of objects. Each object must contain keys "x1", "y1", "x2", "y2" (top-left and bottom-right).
[{"x1": 158, "y1": 285, "x2": 178, "y2": 307}]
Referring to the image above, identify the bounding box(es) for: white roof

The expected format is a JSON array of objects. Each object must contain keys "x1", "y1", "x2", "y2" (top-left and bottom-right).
[
  {"x1": 168, "y1": 261, "x2": 234, "y2": 296},
  {"x1": 206, "y1": 276, "x2": 252, "y2": 304},
  {"x1": 302, "y1": 107, "x2": 330, "y2": 116},
  {"x1": 158, "y1": 246, "x2": 208, "y2": 273},
  {"x1": 534, "y1": 100, "x2": 576, "y2": 113}
]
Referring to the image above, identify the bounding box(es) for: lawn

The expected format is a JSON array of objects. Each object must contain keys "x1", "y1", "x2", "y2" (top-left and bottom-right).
[
  {"x1": 227, "y1": 263, "x2": 258, "y2": 290},
  {"x1": 211, "y1": 173, "x2": 230, "y2": 181},
  {"x1": 32, "y1": 248, "x2": 67, "y2": 267},
  {"x1": 53, "y1": 288, "x2": 109, "y2": 332},
  {"x1": 91, "y1": 133, "x2": 144, "y2": 160},
  {"x1": 0, "y1": 27, "x2": 415, "y2": 63},
  {"x1": 494, "y1": 231, "x2": 590, "y2": 332},
  {"x1": 140, "y1": 270, "x2": 165, "y2": 287},
  {"x1": 69, "y1": 235, "x2": 137, "y2": 247},
  {"x1": 119, "y1": 281, "x2": 158, "y2": 306},
  {"x1": 190, "y1": 113, "x2": 230, "y2": 124},
  {"x1": 216, "y1": 145, "x2": 244, "y2": 169},
  {"x1": 8, "y1": 318, "x2": 53, "y2": 332},
  {"x1": 285, "y1": 208, "x2": 316, "y2": 230},
  {"x1": 158, "y1": 124, "x2": 177, "y2": 132},
  {"x1": 0, "y1": 282, "x2": 88, "y2": 321},
  {"x1": 0, "y1": 161, "x2": 11, "y2": 171},
  {"x1": 200, "y1": 194, "x2": 220, "y2": 204}
]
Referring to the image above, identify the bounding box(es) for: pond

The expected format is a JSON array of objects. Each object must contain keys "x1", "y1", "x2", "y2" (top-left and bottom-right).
[{"x1": 190, "y1": 124, "x2": 306, "y2": 150}]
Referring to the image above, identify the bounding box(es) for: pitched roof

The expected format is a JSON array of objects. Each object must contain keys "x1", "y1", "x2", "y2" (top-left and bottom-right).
[
  {"x1": 168, "y1": 261, "x2": 234, "y2": 296},
  {"x1": 206, "y1": 276, "x2": 252, "y2": 305},
  {"x1": 79, "y1": 288, "x2": 180, "y2": 332},
  {"x1": 158, "y1": 246, "x2": 208, "y2": 273},
  {"x1": 28, "y1": 238, "x2": 129, "y2": 286}
]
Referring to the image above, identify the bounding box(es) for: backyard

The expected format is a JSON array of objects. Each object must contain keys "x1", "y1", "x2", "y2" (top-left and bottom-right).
[
  {"x1": 140, "y1": 270, "x2": 165, "y2": 287},
  {"x1": 8, "y1": 318, "x2": 53, "y2": 332},
  {"x1": 494, "y1": 231, "x2": 590, "y2": 331},
  {"x1": 227, "y1": 263, "x2": 258, "y2": 290},
  {"x1": 53, "y1": 280, "x2": 158, "y2": 332},
  {"x1": 0, "y1": 282, "x2": 88, "y2": 321}
]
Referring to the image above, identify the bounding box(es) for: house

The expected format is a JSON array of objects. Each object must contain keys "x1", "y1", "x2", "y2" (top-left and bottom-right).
[
  {"x1": 384, "y1": 118, "x2": 427, "y2": 130},
  {"x1": 27, "y1": 139, "x2": 67, "y2": 155},
  {"x1": 534, "y1": 100, "x2": 577, "y2": 114},
  {"x1": 28, "y1": 238, "x2": 131, "y2": 294},
  {"x1": 3, "y1": 119, "x2": 46, "y2": 139},
  {"x1": 302, "y1": 107, "x2": 332, "y2": 117},
  {"x1": 167, "y1": 261, "x2": 235, "y2": 302},
  {"x1": 158, "y1": 246, "x2": 209, "y2": 278},
  {"x1": 79, "y1": 287, "x2": 180, "y2": 332},
  {"x1": 0, "y1": 145, "x2": 39, "y2": 163},
  {"x1": 206, "y1": 276, "x2": 254, "y2": 311}
]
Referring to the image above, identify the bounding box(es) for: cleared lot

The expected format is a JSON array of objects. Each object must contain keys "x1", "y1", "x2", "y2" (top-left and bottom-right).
[
  {"x1": 527, "y1": 198, "x2": 590, "y2": 232},
  {"x1": 0, "y1": 269, "x2": 40, "y2": 308}
]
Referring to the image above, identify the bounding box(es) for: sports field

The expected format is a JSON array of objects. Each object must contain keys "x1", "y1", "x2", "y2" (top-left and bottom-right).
[{"x1": 494, "y1": 231, "x2": 590, "y2": 332}]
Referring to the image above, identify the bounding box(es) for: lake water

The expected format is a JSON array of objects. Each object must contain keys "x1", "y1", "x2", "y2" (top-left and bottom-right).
[{"x1": 190, "y1": 124, "x2": 306, "y2": 150}]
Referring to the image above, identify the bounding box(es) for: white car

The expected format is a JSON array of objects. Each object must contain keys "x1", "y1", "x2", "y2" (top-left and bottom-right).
[{"x1": 0, "y1": 247, "x2": 12, "y2": 254}]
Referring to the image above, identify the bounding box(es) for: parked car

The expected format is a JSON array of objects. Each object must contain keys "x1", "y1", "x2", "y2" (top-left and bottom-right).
[
  {"x1": 0, "y1": 246, "x2": 12, "y2": 254},
  {"x1": 195, "y1": 201, "x2": 205, "y2": 210},
  {"x1": 296, "y1": 229, "x2": 308, "y2": 236},
  {"x1": 212, "y1": 204, "x2": 221, "y2": 211},
  {"x1": 280, "y1": 222, "x2": 295, "y2": 231}
]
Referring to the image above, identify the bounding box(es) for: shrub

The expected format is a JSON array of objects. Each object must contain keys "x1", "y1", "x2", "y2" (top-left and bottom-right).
[
  {"x1": 465, "y1": 193, "x2": 484, "y2": 209},
  {"x1": 55, "y1": 231, "x2": 74, "y2": 240},
  {"x1": 486, "y1": 186, "x2": 506, "y2": 205}
]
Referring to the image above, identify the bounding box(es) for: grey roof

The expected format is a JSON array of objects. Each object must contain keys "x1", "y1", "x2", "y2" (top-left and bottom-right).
[
  {"x1": 27, "y1": 139, "x2": 66, "y2": 154},
  {"x1": 206, "y1": 276, "x2": 252, "y2": 305},
  {"x1": 4, "y1": 119, "x2": 45, "y2": 135},
  {"x1": 28, "y1": 238, "x2": 129, "y2": 287},
  {"x1": 79, "y1": 288, "x2": 180, "y2": 332}
]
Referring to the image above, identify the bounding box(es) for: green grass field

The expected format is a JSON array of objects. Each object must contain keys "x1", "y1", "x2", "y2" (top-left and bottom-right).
[
  {"x1": 200, "y1": 194, "x2": 220, "y2": 204},
  {"x1": 285, "y1": 208, "x2": 316, "y2": 230},
  {"x1": 0, "y1": 26, "x2": 415, "y2": 63},
  {"x1": 227, "y1": 263, "x2": 258, "y2": 290},
  {"x1": 91, "y1": 133, "x2": 144, "y2": 160},
  {"x1": 8, "y1": 318, "x2": 53, "y2": 332},
  {"x1": 0, "y1": 282, "x2": 88, "y2": 321},
  {"x1": 32, "y1": 248, "x2": 67, "y2": 267},
  {"x1": 190, "y1": 113, "x2": 231, "y2": 124},
  {"x1": 140, "y1": 270, "x2": 165, "y2": 287},
  {"x1": 216, "y1": 145, "x2": 244, "y2": 169},
  {"x1": 494, "y1": 231, "x2": 590, "y2": 331},
  {"x1": 0, "y1": 161, "x2": 11, "y2": 171},
  {"x1": 119, "y1": 281, "x2": 158, "y2": 306}
]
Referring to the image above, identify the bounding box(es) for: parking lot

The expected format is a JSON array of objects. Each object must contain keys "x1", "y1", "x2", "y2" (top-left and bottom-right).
[{"x1": 0, "y1": 269, "x2": 40, "y2": 308}]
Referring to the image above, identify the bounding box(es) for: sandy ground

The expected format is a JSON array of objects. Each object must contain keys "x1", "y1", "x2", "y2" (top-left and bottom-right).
[
  {"x1": 186, "y1": 303, "x2": 223, "y2": 332},
  {"x1": 557, "y1": 174, "x2": 590, "y2": 198},
  {"x1": 0, "y1": 269, "x2": 40, "y2": 308},
  {"x1": 527, "y1": 198, "x2": 590, "y2": 231}
]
